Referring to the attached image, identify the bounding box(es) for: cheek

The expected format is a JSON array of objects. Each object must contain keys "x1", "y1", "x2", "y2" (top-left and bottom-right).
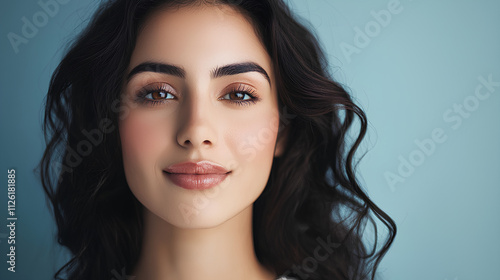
[
  {"x1": 229, "y1": 111, "x2": 280, "y2": 164},
  {"x1": 119, "y1": 111, "x2": 172, "y2": 193},
  {"x1": 119, "y1": 111, "x2": 168, "y2": 163},
  {"x1": 119, "y1": 111, "x2": 174, "y2": 208},
  {"x1": 223, "y1": 107, "x2": 280, "y2": 200}
]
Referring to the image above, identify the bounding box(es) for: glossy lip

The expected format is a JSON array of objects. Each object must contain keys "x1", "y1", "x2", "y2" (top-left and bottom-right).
[{"x1": 163, "y1": 160, "x2": 231, "y2": 190}]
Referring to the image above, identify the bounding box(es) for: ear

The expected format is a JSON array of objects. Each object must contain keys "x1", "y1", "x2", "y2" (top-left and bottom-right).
[{"x1": 274, "y1": 124, "x2": 289, "y2": 157}]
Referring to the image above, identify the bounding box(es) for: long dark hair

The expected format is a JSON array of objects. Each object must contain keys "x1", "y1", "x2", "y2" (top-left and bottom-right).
[{"x1": 37, "y1": 0, "x2": 396, "y2": 279}]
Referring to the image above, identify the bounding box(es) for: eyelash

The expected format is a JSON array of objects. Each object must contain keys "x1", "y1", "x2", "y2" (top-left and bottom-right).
[{"x1": 133, "y1": 83, "x2": 260, "y2": 107}]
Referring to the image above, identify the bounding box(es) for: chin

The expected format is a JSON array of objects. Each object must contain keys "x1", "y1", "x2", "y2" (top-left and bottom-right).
[{"x1": 151, "y1": 203, "x2": 247, "y2": 230}]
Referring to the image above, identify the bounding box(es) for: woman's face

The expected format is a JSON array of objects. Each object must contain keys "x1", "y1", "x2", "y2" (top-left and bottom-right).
[{"x1": 119, "y1": 4, "x2": 284, "y2": 228}]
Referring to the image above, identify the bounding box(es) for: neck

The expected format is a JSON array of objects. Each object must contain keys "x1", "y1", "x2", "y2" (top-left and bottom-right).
[{"x1": 132, "y1": 205, "x2": 276, "y2": 280}]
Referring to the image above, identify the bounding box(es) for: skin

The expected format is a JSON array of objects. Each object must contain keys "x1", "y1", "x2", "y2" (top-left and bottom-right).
[{"x1": 119, "y1": 3, "x2": 286, "y2": 280}]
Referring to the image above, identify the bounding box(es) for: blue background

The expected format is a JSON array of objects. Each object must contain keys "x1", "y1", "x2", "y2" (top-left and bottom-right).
[{"x1": 1, "y1": 0, "x2": 499, "y2": 279}]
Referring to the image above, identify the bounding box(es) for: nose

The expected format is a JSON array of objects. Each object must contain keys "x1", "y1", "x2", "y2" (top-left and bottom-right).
[{"x1": 176, "y1": 90, "x2": 217, "y2": 149}]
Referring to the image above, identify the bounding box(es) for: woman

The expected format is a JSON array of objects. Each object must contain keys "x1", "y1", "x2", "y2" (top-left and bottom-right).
[{"x1": 38, "y1": 0, "x2": 396, "y2": 279}]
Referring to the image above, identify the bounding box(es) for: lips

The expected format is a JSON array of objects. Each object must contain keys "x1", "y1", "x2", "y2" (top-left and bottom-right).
[{"x1": 163, "y1": 160, "x2": 231, "y2": 190}]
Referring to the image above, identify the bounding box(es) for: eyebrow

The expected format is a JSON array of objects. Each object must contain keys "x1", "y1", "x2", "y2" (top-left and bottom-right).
[{"x1": 126, "y1": 61, "x2": 271, "y2": 86}]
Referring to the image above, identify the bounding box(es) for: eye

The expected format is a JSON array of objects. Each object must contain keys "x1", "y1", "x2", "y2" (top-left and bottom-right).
[
  {"x1": 221, "y1": 91, "x2": 252, "y2": 101},
  {"x1": 134, "y1": 83, "x2": 176, "y2": 107},
  {"x1": 144, "y1": 90, "x2": 175, "y2": 101},
  {"x1": 219, "y1": 84, "x2": 260, "y2": 106}
]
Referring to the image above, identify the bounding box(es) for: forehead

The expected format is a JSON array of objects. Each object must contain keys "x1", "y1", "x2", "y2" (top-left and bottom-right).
[{"x1": 129, "y1": 4, "x2": 272, "y2": 78}]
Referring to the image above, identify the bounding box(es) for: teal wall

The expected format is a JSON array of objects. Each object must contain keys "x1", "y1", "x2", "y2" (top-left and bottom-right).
[{"x1": 1, "y1": 0, "x2": 499, "y2": 279}]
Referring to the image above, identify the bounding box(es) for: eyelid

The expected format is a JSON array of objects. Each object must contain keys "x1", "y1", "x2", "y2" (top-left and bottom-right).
[
  {"x1": 141, "y1": 82, "x2": 177, "y2": 94},
  {"x1": 222, "y1": 83, "x2": 259, "y2": 97}
]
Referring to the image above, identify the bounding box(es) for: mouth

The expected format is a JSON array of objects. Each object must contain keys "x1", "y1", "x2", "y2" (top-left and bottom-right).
[
  {"x1": 163, "y1": 171, "x2": 231, "y2": 190},
  {"x1": 163, "y1": 160, "x2": 232, "y2": 190}
]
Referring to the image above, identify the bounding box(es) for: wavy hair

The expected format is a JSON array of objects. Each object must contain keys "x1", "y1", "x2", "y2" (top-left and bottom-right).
[{"x1": 37, "y1": 0, "x2": 396, "y2": 279}]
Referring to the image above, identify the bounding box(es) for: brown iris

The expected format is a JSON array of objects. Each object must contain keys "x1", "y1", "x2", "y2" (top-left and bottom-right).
[{"x1": 150, "y1": 91, "x2": 168, "y2": 100}]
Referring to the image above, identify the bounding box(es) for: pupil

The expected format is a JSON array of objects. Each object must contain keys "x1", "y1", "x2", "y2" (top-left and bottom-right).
[
  {"x1": 234, "y1": 92, "x2": 243, "y2": 99},
  {"x1": 152, "y1": 91, "x2": 165, "y2": 99}
]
